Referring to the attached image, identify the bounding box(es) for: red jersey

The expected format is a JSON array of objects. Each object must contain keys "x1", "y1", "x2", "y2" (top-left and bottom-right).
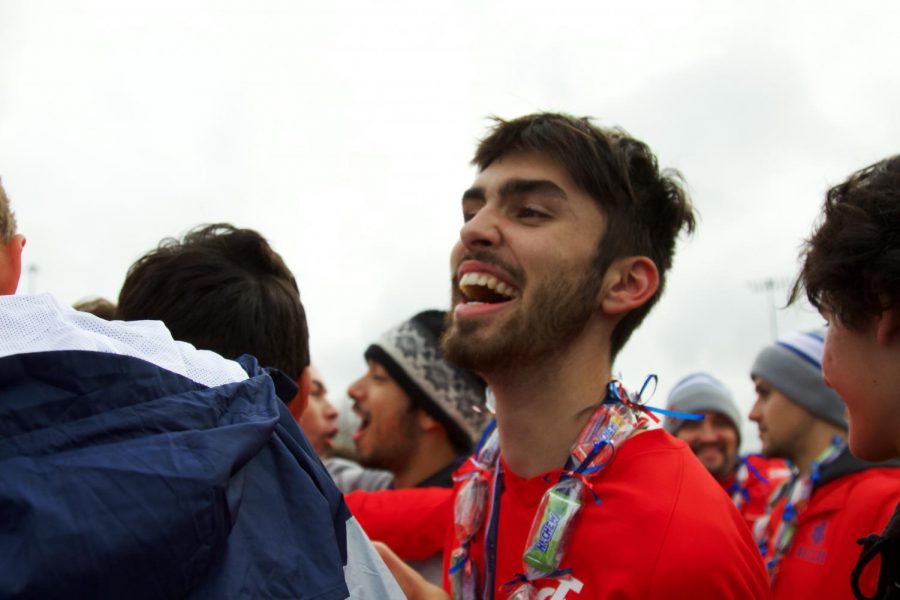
[
  {"x1": 758, "y1": 462, "x2": 900, "y2": 600},
  {"x1": 443, "y1": 429, "x2": 771, "y2": 599}
]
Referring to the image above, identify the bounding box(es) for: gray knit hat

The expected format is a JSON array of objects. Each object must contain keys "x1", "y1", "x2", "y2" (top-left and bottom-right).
[
  {"x1": 750, "y1": 330, "x2": 847, "y2": 429},
  {"x1": 364, "y1": 310, "x2": 489, "y2": 451},
  {"x1": 664, "y1": 372, "x2": 742, "y2": 444}
]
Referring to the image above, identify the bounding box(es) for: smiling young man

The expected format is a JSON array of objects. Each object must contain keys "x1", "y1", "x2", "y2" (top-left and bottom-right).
[
  {"x1": 749, "y1": 330, "x2": 900, "y2": 600},
  {"x1": 424, "y1": 113, "x2": 770, "y2": 599},
  {"x1": 664, "y1": 373, "x2": 789, "y2": 531},
  {"x1": 791, "y1": 155, "x2": 900, "y2": 599}
]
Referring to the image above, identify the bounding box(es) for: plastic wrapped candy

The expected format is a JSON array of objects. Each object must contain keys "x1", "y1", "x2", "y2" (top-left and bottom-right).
[
  {"x1": 522, "y1": 477, "x2": 584, "y2": 577},
  {"x1": 571, "y1": 403, "x2": 638, "y2": 472},
  {"x1": 453, "y1": 474, "x2": 489, "y2": 542},
  {"x1": 449, "y1": 547, "x2": 480, "y2": 600},
  {"x1": 507, "y1": 582, "x2": 538, "y2": 600}
]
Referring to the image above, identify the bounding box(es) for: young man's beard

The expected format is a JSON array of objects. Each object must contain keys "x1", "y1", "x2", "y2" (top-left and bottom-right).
[{"x1": 442, "y1": 261, "x2": 604, "y2": 373}]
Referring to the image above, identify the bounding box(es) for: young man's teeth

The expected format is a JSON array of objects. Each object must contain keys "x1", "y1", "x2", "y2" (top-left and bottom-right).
[{"x1": 459, "y1": 272, "x2": 516, "y2": 298}]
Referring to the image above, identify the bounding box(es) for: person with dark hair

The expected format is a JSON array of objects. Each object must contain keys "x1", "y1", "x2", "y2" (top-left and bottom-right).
[
  {"x1": 791, "y1": 155, "x2": 900, "y2": 599},
  {"x1": 0, "y1": 211, "x2": 402, "y2": 598},
  {"x1": 345, "y1": 310, "x2": 488, "y2": 585},
  {"x1": 748, "y1": 330, "x2": 900, "y2": 600},
  {"x1": 118, "y1": 223, "x2": 309, "y2": 381},
  {"x1": 390, "y1": 113, "x2": 769, "y2": 599},
  {"x1": 349, "y1": 310, "x2": 489, "y2": 488},
  {"x1": 664, "y1": 373, "x2": 789, "y2": 531}
]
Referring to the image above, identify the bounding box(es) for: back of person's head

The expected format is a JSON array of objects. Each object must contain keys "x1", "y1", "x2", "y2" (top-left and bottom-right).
[
  {"x1": 0, "y1": 177, "x2": 25, "y2": 295},
  {"x1": 473, "y1": 113, "x2": 696, "y2": 358},
  {"x1": 0, "y1": 178, "x2": 16, "y2": 246},
  {"x1": 792, "y1": 155, "x2": 900, "y2": 330},
  {"x1": 750, "y1": 330, "x2": 847, "y2": 429},
  {"x1": 118, "y1": 223, "x2": 309, "y2": 379},
  {"x1": 365, "y1": 309, "x2": 488, "y2": 455},
  {"x1": 73, "y1": 297, "x2": 117, "y2": 320}
]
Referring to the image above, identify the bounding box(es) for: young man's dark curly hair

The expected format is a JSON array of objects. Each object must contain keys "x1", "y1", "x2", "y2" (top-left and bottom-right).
[{"x1": 791, "y1": 155, "x2": 900, "y2": 329}]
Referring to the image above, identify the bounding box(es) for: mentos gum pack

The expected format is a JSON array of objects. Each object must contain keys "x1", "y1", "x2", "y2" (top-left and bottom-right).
[{"x1": 522, "y1": 478, "x2": 584, "y2": 576}]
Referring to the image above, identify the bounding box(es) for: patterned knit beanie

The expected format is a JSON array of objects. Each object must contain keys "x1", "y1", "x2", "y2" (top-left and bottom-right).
[
  {"x1": 750, "y1": 330, "x2": 847, "y2": 429},
  {"x1": 364, "y1": 310, "x2": 489, "y2": 452},
  {"x1": 664, "y1": 372, "x2": 742, "y2": 445}
]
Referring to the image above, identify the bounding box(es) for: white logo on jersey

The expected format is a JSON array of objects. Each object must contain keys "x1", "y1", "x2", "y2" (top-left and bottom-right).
[{"x1": 536, "y1": 576, "x2": 584, "y2": 600}]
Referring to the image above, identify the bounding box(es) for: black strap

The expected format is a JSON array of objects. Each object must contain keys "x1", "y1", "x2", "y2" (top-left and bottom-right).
[{"x1": 852, "y1": 523, "x2": 900, "y2": 599}]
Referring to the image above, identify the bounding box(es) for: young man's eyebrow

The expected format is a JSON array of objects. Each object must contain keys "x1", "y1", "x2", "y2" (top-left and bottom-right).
[
  {"x1": 461, "y1": 187, "x2": 485, "y2": 202},
  {"x1": 499, "y1": 179, "x2": 568, "y2": 201},
  {"x1": 462, "y1": 179, "x2": 568, "y2": 204}
]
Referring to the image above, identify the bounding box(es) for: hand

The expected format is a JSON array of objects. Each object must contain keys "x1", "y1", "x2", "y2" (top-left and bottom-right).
[{"x1": 372, "y1": 541, "x2": 450, "y2": 600}]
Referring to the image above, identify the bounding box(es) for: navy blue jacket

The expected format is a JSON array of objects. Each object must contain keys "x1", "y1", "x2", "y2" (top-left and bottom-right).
[{"x1": 0, "y1": 350, "x2": 352, "y2": 599}]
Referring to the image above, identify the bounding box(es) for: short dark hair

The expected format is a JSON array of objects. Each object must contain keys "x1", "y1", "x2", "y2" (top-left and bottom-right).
[
  {"x1": 473, "y1": 113, "x2": 696, "y2": 358},
  {"x1": 791, "y1": 155, "x2": 900, "y2": 329},
  {"x1": 118, "y1": 224, "x2": 309, "y2": 379}
]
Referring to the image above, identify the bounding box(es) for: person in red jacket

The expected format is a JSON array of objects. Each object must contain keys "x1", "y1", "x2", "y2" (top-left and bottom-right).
[
  {"x1": 664, "y1": 372, "x2": 789, "y2": 532},
  {"x1": 749, "y1": 330, "x2": 900, "y2": 600},
  {"x1": 791, "y1": 154, "x2": 900, "y2": 599},
  {"x1": 388, "y1": 112, "x2": 770, "y2": 599}
]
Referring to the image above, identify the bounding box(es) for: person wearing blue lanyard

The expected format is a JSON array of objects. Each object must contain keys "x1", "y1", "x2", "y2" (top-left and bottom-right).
[
  {"x1": 387, "y1": 112, "x2": 772, "y2": 600},
  {"x1": 790, "y1": 155, "x2": 900, "y2": 600},
  {"x1": 748, "y1": 329, "x2": 900, "y2": 599}
]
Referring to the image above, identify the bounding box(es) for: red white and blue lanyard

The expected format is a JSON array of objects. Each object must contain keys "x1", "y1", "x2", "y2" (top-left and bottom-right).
[
  {"x1": 755, "y1": 436, "x2": 845, "y2": 581},
  {"x1": 449, "y1": 377, "x2": 702, "y2": 600},
  {"x1": 727, "y1": 456, "x2": 771, "y2": 508}
]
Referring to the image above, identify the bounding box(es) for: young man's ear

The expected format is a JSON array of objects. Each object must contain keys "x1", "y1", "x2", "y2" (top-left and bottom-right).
[
  {"x1": 875, "y1": 305, "x2": 900, "y2": 348},
  {"x1": 289, "y1": 366, "x2": 312, "y2": 421},
  {"x1": 598, "y1": 256, "x2": 659, "y2": 316},
  {"x1": 0, "y1": 234, "x2": 26, "y2": 295},
  {"x1": 415, "y1": 408, "x2": 441, "y2": 433}
]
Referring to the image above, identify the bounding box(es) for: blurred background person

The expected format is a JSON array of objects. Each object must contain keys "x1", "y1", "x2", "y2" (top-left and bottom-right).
[
  {"x1": 345, "y1": 309, "x2": 488, "y2": 585},
  {"x1": 73, "y1": 296, "x2": 117, "y2": 320},
  {"x1": 664, "y1": 372, "x2": 789, "y2": 531},
  {"x1": 292, "y1": 364, "x2": 340, "y2": 457},
  {"x1": 749, "y1": 330, "x2": 900, "y2": 599},
  {"x1": 347, "y1": 309, "x2": 488, "y2": 491}
]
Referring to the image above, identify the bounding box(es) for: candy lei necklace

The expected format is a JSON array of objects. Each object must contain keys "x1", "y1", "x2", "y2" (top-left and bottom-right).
[
  {"x1": 449, "y1": 377, "x2": 700, "y2": 600},
  {"x1": 754, "y1": 436, "x2": 845, "y2": 581}
]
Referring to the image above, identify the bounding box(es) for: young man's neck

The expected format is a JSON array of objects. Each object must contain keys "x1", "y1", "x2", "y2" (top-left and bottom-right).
[
  {"x1": 790, "y1": 422, "x2": 847, "y2": 477},
  {"x1": 484, "y1": 328, "x2": 614, "y2": 479},
  {"x1": 391, "y1": 433, "x2": 458, "y2": 489}
]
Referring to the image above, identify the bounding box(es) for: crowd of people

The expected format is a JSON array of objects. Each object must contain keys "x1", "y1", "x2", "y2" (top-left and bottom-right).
[{"x1": 0, "y1": 112, "x2": 897, "y2": 599}]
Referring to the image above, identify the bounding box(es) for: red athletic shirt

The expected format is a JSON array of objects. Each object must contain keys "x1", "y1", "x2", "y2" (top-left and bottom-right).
[
  {"x1": 345, "y1": 486, "x2": 453, "y2": 561},
  {"x1": 758, "y1": 467, "x2": 900, "y2": 600},
  {"x1": 722, "y1": 455, "x2": 790, "y2": 532},
  {"x1": 443, "y1": 429, "x2": 771, "y2": 599}
]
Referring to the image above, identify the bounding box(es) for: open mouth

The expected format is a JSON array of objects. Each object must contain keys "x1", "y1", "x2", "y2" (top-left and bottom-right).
[
  {"x1": 458, "y1": 271, "x2": 519, "y2": 305},
  {"x1": 353, "y1": 412, "x2": 372, "y2": 442}
]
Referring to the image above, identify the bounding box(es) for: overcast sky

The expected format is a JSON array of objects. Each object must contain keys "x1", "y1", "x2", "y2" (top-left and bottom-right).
[{"x1": 2, "y1": 0, "x2": 898, "y2": 451}]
